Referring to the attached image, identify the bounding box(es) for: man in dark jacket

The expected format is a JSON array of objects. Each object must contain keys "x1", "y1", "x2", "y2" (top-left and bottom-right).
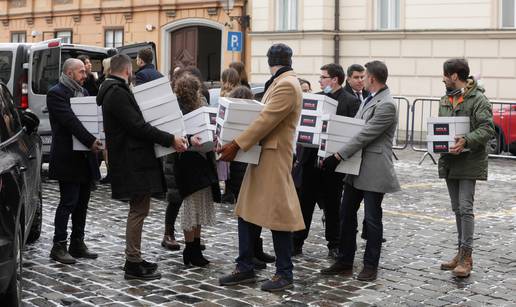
[
  {"x1": 47, "y1": 58, "x2": 103, "y2": 264},
  {"x1": 292, "y1": 63, "x2": 360, "y2": 259},
  {"x1": 134, "y1": 48, "x2": 163, "y2": 86},
  {"x1": 97, "y1": 54, "x2": 188, "y2": 280},
  {"x1": 344, "y1": 64, "x2": 370, "y2": 102}
]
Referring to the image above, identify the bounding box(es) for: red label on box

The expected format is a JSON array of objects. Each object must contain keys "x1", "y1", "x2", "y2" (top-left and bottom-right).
[
  {"x1": 322, "y1": 120, "x2": 328, "y2": 133},
  {"x1": 302, "y1": 99, "x2": 318, "y2": 111},
  {"x1": 433, "y1": 141, "x2": 449, "y2": 153},
  {"x1": 218, "y1": 105, "x2": 226, "y2": 120},
  {"x1": 434, "y1": 123, "x2": 450, "y2": 135},
  {"x1": 215, "y1": 123, "x2": 222, "y2": 138},
  {"x1": 209, "y1": 113, "x2": 217, "y2": 125},
  {"x1": 297, "y1": 131, "x2": 314, "y2": 143},
  {"x1": 300, "y1": 114, "x2": 317, "y2": 127},
  {"x1": 320, "y1": 139, "x2": 326, "y2": 151}
]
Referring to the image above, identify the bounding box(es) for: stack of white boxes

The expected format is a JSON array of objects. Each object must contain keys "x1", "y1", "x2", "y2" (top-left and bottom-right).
[
  {"x1": 296, "y1": 93, "x2": 338, "y2": 147},
  {"x1": 132, "y1": 77, "x2": 185, "y2": 158},
  {"x1": 70, "y1": 96, "x2": 104, "y2": 151},
  {"x1": 426, "y1": 117, "x2": 470, "y2": 154},
  {"x1": 182, "y1": 106, "x2": 218, "y2": 152},
  {"x1": 317, "y1": 114, "x2": 365, "y2": 175},
  {"x1": 216, "y1": 97, "x2": 264, "y2": 164}
]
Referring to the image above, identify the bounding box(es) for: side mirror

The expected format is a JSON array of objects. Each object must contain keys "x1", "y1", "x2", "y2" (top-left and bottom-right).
[{"x1": 19, "y1": 109, "x2": 40, "y2": 134}]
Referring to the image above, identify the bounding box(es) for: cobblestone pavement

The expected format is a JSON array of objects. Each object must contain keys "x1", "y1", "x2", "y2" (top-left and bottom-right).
[{"x1": 22, "y1": 150, "x2": 516, "y2": 306}]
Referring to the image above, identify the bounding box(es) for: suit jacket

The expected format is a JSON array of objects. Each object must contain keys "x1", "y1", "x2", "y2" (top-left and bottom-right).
[
  {"x1": 344, "y1": 81, "x2": 370, "y2": 102},
  {"x1": 338, "y1": 87, "x2": 400, "y2": 194},
  {"x1": 234, "y1": 70, "x2": 305, "y2": 231},
  {"x1": 46, "y1": 83, "x2": 100, "y2": 183},
  {"x1": 135, "y1": 64, "x2": 164, "y2": 86}
]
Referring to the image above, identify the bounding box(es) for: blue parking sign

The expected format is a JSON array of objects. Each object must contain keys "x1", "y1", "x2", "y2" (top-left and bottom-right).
[{"x1": 227, "y1": 31, "x2": 243, "y2": 52}]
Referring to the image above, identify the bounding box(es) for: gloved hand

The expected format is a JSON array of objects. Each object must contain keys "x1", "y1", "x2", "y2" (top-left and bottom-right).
[
  {"x1": 322, "y1": 154, "x2": 341, "y2": 172},
  {"x1": 217, "y1": 140, "x2": 240, "y2": 161}
]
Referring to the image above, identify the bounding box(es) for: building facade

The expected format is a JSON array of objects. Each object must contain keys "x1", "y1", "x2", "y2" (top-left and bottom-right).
[
  {"x1": 249, "y1": 0, "x2": 516, "y2": 101},
  {"x1": 0, "y1": 0, "x2": 251, "y2": 82}
]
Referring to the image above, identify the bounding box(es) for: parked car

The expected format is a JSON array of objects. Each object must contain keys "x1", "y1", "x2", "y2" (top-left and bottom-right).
[
  {"x1": 488, "y1": 103, "x2": 516, "y2": 155},
  {"x1": 0, "y1": 40, "x2": 156, "y2": 163},
  {"x1": 0, "y1": 82, "x2": 42, "y2": 306}
]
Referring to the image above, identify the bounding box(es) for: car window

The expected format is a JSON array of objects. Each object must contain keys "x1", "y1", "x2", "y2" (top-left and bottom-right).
[
  {"x1": 31, "y1": 48, "x2": 60, "y2": 95},
  {"x1": 0, "y1": 51, "x2": 13, "y2": 84},
  {"x1": 0, "y1": 84, "x2": 22, "y2": 142}
]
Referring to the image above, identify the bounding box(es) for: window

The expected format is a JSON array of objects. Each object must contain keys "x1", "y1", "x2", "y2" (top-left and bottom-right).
[
  {"x1": 276, "y1": 0, "x2": 297, "y2": 31},
  {"x1": 0, "y1": 52, "x2": 13, "y2": 84},
  {"x1": 502, "y1": 0, "x2": 516, "y2": 27},
  {"x1": 31, "y1": 48, "x2": 60, "y2": 95},
  {"x1": 0, "y1": 84, "x2": 22, "y2": 141},
  {"x1": 55, "y1": 30, "x2": 72, "y2": 44},
  {"x1": 377, "y1": 0, "x2": 400, "y2": 29},
  {"x1": 11, "y1": 32, "x2": 26, "y2": 43},
  {"x1": 105, "y1": 29, "x2": 124, "y2": 48}
]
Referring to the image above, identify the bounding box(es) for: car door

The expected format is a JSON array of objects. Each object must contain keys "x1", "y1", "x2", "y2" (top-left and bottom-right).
[
  {"x1": 117, "y1": 42, "x2": 157, "y2": 72},
  {"x1": 28, "y1": 39, "x2": 61, "y2": 155}
]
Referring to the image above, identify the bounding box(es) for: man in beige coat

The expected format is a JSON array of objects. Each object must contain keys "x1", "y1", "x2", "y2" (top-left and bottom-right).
[{"x1": 218, "y1": 43, "x2": 304, "y2": 292}]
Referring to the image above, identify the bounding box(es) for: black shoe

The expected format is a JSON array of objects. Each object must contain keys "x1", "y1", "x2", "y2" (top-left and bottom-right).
[
  {"x1": 124, "y1": 260, "x2": 161, "y2": 280},
  {"x1": 361, "y1": 233, "x2": 387, "y2": 243},
  {"x1": 357, "y1": 265, "x2": 378, "y2": 281},
  {"x1": 252, "y1": 257, "x2": 266, "y2": 270},
  {"x1": 255, "y1": 238, "x2": 275, "y2": 263},
  {"x1": 68, "y1": 239, "x2": 98, "y2": 259},
  {"x1": 261, "y1": 275, "x2": 294, "y2": 292},
  {"x1": 221, "y1": 192, "x2": 235, "y2": 204},
  {"x1": 327, "y1": 248, "x2": 339, "y2": 259},
  {"x1": 50, "y1": 241, "x2": 76, "y2": 264},
  {"x1": 219, "y1": 269, "x2": 256, "y2": 286},
  {"x1": 183, "y1": 241, "x2": 209, "y2": 267},
  {"x1": 123, "y1": 259, "x2": 157, "y2": 272},
  {"x1": 320, "y1": 261, "x2": 353, "y2": 276}
]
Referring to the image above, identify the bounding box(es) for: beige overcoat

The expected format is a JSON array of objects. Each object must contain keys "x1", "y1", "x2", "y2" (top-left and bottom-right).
[{"x1": 234, "y1": 70, "x2": 305, "y2": 231}]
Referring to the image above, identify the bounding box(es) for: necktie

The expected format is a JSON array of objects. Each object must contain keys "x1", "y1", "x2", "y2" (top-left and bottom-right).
[
  {"x1": 355, "y1": 91, "x2": 363, "y2": 103},
  {"x1": 363, "y1": 94, "x2": 373, "y2": 106}
]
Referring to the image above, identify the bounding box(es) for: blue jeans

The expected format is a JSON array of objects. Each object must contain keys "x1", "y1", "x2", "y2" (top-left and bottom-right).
[
  {"x1": 53, "y1": 181, "x2": 91, "y2": 243},
  {"x1": 338, "y1": 184, "x2": 384, "y2": 268},
  {"x1": 236, "y1": 217, "x2": 293, "y2": 280}
]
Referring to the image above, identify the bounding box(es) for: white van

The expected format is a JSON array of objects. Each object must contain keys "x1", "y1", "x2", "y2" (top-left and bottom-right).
[{"x1": 0, "y1": 39, "x2": 156, "y2": 162}]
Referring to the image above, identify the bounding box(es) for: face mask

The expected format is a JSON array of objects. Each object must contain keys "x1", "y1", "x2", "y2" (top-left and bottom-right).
[{"x1": 323, "y1": 85, "x2": 332, "y2": 94}]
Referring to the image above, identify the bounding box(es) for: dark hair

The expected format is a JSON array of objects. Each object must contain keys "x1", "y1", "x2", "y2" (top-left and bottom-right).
[
  {"x1": 229, "y1": 86, "x2": 253, "y2": 99},
  {"x1": 365, "y1": 60, "x2": 388, "y2": 84},
  {"x1": 229, "y1": 62, "x2": 249, "y2": 86},
  {"x1": 173, "y1": 73, "x2": 202, "y2": 113},
  {"x1": 220, "y1": 68, "x2": 240, "y2": 97},
  {"x1": 298, "y1": 78, "x2": 311, "y2": 90},
  {"x1": 137, "y1": 48, "x2": 153, "y2": 65},
  {"x1": 77, "y1": 55, "x2": 90, "y2": 64},
  {"x1": 443, "y1": 58, "x2": 470, "y2": 81},
  {"x1": 347, "y1": 64, "x2": 365, "y2": 78},
  {"x1": 171, "y1": 66, "x2": 203, "y2": 87},
  {"x1": 109, "y1": 54, "x2": 132, "y2": 74},
  {"x1": 320, "y1": 63, "x2": 345, "y2": 85}
]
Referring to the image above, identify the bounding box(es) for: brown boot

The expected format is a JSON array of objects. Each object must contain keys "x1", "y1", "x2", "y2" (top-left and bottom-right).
[
  {"x1": 440, "y1": 248, "x2": 461, "y2": 270},
  {"x1": 453, "y1": 247, "x2": 473, "y2": 278},
  {"x1": 161, "y1": 234, "x2": 180, "y2": 251}
]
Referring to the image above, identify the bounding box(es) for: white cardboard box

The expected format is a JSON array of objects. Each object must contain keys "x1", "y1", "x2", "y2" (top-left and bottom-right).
[
  {"x1": 215, "y1": 120, "x2": 248, "y2": 142},
  {"x1": 217, "y1": 97, "x2": 263, "y2": 125},
  {"x1": 70, "y1": 97, "x2": 99, "y2": 116},
  {"x1": 321, "y1": 114, "x2": 365, "y2": 137},
  {"x1": 316, "y1": 150, "x2": 362, "y2": 175},
  {"x1": 427, "y1": 117, "x2": 470, "y2": 137},
  {"x1": 426, "y1": 135, "x2": 470, "y2": 154},
  {"x1": 132, "y1": 76, "x2": 174, "y2": 103},
  {"x1": 139, "y1": 95, "x2": 181, "y2": 123},
  {"x1": 72, "y1": 136, "x2": 91, "y2": 151},
  {"x1": 184, "y1": 106, "x2": 217, "y2": 130},
  {"x1": 216, "y1": 140, "x2": 261, "y2": 165},
  {"x1": 319, "y1": 135, "x2": 352, "y2": 153},
  {"x1": 187, "y1": 129, "x2": 215, "y2": 152},
  {"x1": 301, "y1": 93, "x2": 338, "y2": 115},
  {"x1": 150, "y1": 113, "x2": 186, "y2": 158},
  {"x1": 296, "y1": 130, "x2": 321, "y2": 148}
]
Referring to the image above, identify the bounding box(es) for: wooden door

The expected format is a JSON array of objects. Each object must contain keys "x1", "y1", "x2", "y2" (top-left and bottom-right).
[{"x1": 170, "y1": 27, "x2": 198, "y2": 69}]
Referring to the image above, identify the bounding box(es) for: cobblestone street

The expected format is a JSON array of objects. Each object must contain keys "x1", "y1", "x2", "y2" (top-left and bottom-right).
[{"x1": 22, "y1": 150, "x2": 516, "y2": 306}]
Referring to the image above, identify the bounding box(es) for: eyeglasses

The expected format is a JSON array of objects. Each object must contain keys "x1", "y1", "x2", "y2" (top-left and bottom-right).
[{"x1": 319, "y1": 75, "x2": 332, "y2": 80}]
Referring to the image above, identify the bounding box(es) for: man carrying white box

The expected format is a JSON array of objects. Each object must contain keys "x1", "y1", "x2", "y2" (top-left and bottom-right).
[
  {"x1": 97, "y1": 54, "x2": 188, "y2": 281},
  {"x1": 320, "y1": 61, "x2": 400, "y2": 282},
  {"x1": 218, "y1": 43, "x2": 305, "y2": 292}
]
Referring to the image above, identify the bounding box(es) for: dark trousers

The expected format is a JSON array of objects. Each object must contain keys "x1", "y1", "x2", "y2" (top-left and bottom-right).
[
  {"x1": 164, "y1": 200, "x2": 182, "y2": 234},
  {"x1": 339, "y1": 183, "x2": 384, "y2": 268},
  {"x1": 293, "y1": 166, "x2": 343, "y2": 250},
  {"x1": 236, "y1": 218, "x2": 294, "y2": 280},
  {"x1": 53, "y1": 181, "x2": 91, "y2": 243}
]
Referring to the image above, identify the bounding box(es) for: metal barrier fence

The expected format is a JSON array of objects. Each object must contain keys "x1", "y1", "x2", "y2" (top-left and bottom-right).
[
  {"x1": 392, "y1": 96, "x2": 411, "y2": 150},
  {"x1": 410, "y1": 97, "x2": 440, "y2": 164}
]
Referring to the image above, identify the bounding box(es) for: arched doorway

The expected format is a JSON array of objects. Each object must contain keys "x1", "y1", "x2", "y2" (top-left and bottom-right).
[{"x1": 161, "y1": 19, "x2": 224, "y2": 83}]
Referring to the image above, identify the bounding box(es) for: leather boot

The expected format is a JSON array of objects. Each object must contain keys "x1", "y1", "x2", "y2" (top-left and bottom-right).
[
  {"x1": 440, "y1": 248, "x2": 461, "y2": 270},
  {"x1": 194, "y1": 238, "x2": 210, "y2": 266},
  {"x1": 161, "y1": 234, "x2": 180, "y2": 251},
  {"x1": 124, "y1": 260, "x2": 161, "y2": 280},
  {"x1": 453, "y1": 247, "x2": 473, "y2": 278},
  {"x1": 255, "y1": 237, "x2": 275, "y2": 263},
  {"x1": 69, "y1": 238, "x2": 98, "y2": 259},
  {"x1": 50, "y1": 241, "x2": 76, "y2": 264},
  {"x1": 183, "y1": 241, "x2": 209, "y2": 267}
]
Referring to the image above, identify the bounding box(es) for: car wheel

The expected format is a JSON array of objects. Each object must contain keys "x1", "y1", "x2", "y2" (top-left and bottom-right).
[
  {"x1": 26, "y1": 182, "x2": 42, "y2": 244},
  {"x1": 5, "y1": 224, "x2": 22, "y2": 306},
  {"x1": 486, "y1": 130, "x2": 503, "y2": 154}
]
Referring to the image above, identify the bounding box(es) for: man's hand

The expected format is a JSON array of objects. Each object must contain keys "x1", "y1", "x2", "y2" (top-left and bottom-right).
[
  {"x1": 322, "y1": 153, "x2": 342, "y2": 172},
  {"x1": 90, "y1": 139, "x2": 103, "y2": 153},
  {"x1": 173, "y1": 135, "x2": 188, "y2": 152},
  {"x1": 189, "y1": 134, "x2": 203, "y2": 147},
  {"x1": 450, "y1": 137, "x2": 466, "y2": 154},
  {"x1": 217, "y1": 140, "x2": 240, "y2": 161}
]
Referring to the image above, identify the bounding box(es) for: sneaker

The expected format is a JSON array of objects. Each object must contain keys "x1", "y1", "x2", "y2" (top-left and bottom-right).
[
  {"x1": 260, "y1": 275, "x2": 293, "y2": 292},
  {"x1": 320, "y1": 261, "x2": 353, "y2": 276},
  {"x1": 219, "y1": 269, "x2": 256, "y2": 286},
  {"x1": 357, "y1": 265, "x2": 378, "y2": 281}
]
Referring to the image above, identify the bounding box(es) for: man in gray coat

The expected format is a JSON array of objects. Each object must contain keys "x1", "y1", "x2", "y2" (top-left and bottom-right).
[{"x1": 320, "y1": 60, "x2": 400, "y2": 281}]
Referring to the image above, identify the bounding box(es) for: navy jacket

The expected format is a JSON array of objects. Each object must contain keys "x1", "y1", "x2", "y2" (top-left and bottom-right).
[
  {"x1": 46, "y1": 83, "x2": 100, "y2": 183},
  {"x1": 135, "y1": 64, "x2": 163, "y2": 86}
]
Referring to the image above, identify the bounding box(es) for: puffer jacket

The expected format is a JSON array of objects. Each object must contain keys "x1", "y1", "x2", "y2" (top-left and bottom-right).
[{"x1": 438, "y1": 78, "x2": 495, "y2": 180}]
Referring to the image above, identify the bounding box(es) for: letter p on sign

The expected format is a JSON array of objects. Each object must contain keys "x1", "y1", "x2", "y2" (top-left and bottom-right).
[{"x1": 227, "y1": 31, "x2": 242, "y2": 52}]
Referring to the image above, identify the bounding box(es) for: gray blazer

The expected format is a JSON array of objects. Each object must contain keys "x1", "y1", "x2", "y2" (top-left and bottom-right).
[{"x1": 337, "y1": 87, "x2": 401, "y2": 194}]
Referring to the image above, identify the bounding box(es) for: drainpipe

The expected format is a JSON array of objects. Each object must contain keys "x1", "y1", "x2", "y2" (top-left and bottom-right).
[{"x1": 333, "y1": 0, "x2": 340, "y2": 64}]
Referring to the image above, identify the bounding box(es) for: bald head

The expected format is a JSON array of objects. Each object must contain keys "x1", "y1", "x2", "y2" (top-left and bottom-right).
[{"x1": 63, "y1": 58, "x2": 87, "y2": 85}]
